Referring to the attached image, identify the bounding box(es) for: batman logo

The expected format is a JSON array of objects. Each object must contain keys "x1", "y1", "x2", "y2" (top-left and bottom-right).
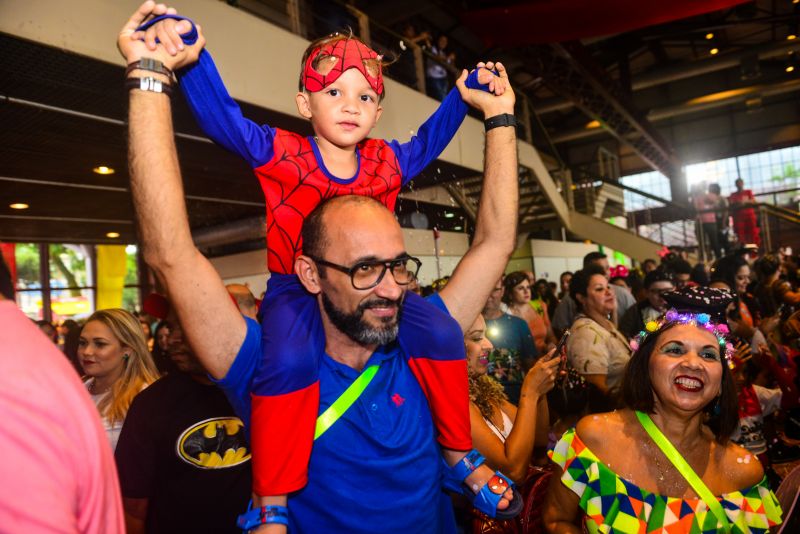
[{"x1": 177, "y1": 417, "x2": 251, "y2": 469}]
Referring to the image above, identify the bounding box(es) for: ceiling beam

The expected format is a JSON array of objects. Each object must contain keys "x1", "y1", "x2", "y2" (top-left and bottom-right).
[
  {"x1": 534, "y1": 39, "x2": 800, "y2": 115},
  {"x1": 523, "y1": 42, "x2": 681, "y2": 180},
  {"x1": 550, "y1": 77, "x2": 800, "y2": 143}
]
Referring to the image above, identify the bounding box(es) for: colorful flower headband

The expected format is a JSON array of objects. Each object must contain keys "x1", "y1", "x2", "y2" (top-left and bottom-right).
[{"x1": 629, "y1": 308, "x2": 734, "y2": 365}]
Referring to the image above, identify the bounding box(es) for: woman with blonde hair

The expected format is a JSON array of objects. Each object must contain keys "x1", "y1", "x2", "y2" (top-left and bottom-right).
[{"x1": 78, "y1": 308, "x2": 160, "y2": 449}]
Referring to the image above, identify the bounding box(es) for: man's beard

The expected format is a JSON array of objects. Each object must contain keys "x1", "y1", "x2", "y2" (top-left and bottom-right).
[{"x1": 322, "y1": 293, "x2": 402, "y2": 346}]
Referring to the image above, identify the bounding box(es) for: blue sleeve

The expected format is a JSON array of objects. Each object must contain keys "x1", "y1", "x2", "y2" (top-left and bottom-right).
[
  {"x1": 211, "y1": 316, "x2": 261, "y2": 429},
  {"x1": 177, "y1": 50, "x2": 275, "y2": 168},
  {"x1": 424, "y1": 292, "x2": 451, "y2": 316},
  {"x1": 388, "y1": 70, "x2": 490, "y2": 184}
]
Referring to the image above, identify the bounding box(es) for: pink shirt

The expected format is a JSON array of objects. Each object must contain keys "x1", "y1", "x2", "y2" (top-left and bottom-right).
[
  {"x1": 693, "y1": 192, "x2": 719, "y2": 224},
  {"x1": 0, "y1": 300, "x2": 124, "y2": 533}
]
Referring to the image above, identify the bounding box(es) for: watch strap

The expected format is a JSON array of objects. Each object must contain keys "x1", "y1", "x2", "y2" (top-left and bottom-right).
[
  {"x1": 126, "y1": 58, "x2": 175, "y2": 81},
  {"x1": 484, "y1": 113, "x2": 516, "y2": 131},
  {"x1": 125, "y1": 76, "x2": 174, "y2": 97}
]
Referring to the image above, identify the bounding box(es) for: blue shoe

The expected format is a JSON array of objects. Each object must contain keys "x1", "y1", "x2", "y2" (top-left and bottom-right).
[{"x1": 443, "y1": 449, "x2": 523, "y2": 520}]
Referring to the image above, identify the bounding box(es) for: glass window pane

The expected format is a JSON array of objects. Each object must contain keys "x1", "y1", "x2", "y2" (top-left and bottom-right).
[
  {"x1": 50, "y1": 287, "x2": 94, "y2": 322},
  {"x1": 48, "y1": 244, "x2": 94, "y2": 321},
  {"x1": 620, "y1": 170, "x2": 670, "y2": 211},
  {"x1": 15, "y1": 289, "x2": 43, "y2": 320},
  {"x1": 122, "y1": 287, "x2": 140, "y2": 312},
  {"x1": 14, "y1": 243, "x2": 41, "y2": 290},
  {"x1": 49, "y1": 244, "x2": 91, "y2": 290},
  {"x1": 125, "y1": 244, "x2": 139, "y2": 286},
  {"x1": 122, "y1": 245, "x2": 141, "y2": 313}
]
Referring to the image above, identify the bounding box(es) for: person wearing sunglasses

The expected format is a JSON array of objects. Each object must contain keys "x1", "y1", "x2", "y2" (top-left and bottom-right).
[{"x1": 619, "y1": 269, "x2": 675, "y2": 339}]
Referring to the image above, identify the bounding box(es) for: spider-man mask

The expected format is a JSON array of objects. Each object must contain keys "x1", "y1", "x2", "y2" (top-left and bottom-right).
[{"x1": 302, "y1": 38, "x2": 384, "y2": 96}]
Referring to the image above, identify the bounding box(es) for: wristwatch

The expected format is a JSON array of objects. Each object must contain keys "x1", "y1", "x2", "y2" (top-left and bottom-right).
[{"x1": 484, "y1": 113, "x2": 517, "y2": 131}]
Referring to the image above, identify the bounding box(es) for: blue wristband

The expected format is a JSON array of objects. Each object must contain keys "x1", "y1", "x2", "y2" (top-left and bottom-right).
[
  {"x1": 449, "y1": 449, "x2": 486, "y2": 482},
  {"x1": 237, "y1": 505, "x2": 289, "y2": 530},
  {"x1": 135, "y1": 14, "x2": 198, "y2": 45}
]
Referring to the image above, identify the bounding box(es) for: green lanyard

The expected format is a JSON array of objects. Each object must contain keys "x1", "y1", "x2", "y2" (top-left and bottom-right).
[
  {"x1": 314, "y1": 364, "x2": 380, "y2": 440},
  {"x1": 635, "y1": 411, "x2": 730, "y2": 532}
]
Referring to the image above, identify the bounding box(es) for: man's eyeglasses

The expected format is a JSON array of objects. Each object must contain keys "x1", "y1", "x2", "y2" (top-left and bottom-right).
[{"x1": 309, "y1": 255, "x2": 422, "y2": 290}]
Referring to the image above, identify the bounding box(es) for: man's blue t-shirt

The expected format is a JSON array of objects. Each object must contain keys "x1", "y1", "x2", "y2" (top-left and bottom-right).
[
  {"x1": 216, "y1": 317, "x2": 456, "y2": 533},
  {"x1": 217, "y1": 292, "x2": 450, "y2": 428}
]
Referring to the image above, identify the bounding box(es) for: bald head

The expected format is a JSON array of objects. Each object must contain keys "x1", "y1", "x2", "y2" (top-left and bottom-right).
[{"x1": 302, "y1": 195, "x2": 400, "y2": 261}]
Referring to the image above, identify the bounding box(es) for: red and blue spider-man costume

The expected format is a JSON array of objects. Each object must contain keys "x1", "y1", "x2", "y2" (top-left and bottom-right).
[{"x1": 178, "y1": 41, "x2": 483, "y2": 496}]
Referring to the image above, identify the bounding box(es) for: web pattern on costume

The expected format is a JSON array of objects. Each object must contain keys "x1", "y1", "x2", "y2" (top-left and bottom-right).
[
  {"x1": 303, "y1": 38, "x2": 384, "y2": 95},
  {"x1": 549, "y1": 428, "x2": 782, "y2": 534},
  {"x1": 254, "y1": 129, "x2": 402, "y2": 274}
]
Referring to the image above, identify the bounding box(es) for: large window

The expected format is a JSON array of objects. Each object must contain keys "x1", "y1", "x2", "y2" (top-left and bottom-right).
[
  {"x1": 10, "y1": 242, "x2": 143, "y2": 321},
  {"x1": 685, "y1": 157, "x2": 739, "y2": 195},
  {"x1": 684, "y1": 146, "x2": 800, "y2": 198},
  {"x1": 620, "y1": 170, "x2": 672, "y2": 211},
  {"x1": 14, "y1": 243, "x2": 43, "y2": 320},
  {"x1": 123, "y1": 244, "x2": 141, "y2": 312},
  {"x1": 623, "y1": 144, "x2": 800, "y2": 210},
  {"x1": 48, "y1": 244, "x2": 93, "y2": 321},
  {"x1": 738, "y1": 146, "x2": 800, "y2": 202}
]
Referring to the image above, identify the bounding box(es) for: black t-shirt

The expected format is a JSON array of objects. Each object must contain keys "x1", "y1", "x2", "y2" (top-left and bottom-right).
[{"x1": 115, "y1": 372, "x2": 252, "y2": 533}]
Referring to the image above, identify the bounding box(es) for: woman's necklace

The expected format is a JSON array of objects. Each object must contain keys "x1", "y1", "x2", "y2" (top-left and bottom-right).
[
  {"x1": 651, "y1": 444, "x2": 667, "y2": 482},
  {"x1": 89, "y1": 379, "x2": 111, "y2": 395},
  {"x1": 644, "y1": 428, "x2": 708, "y2": 496}
]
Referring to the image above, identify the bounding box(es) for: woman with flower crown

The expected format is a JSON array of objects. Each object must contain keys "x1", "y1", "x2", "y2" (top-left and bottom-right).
[{"x1": 543, "y1": 287, "x2": 782, "y2": 533}]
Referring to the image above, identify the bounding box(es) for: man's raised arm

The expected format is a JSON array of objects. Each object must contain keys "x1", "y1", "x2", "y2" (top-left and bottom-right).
[
  {"x1": 439, "y1": 61, "x2": 518, "y2": 331},
  {"x1": 121, "y1": 2, "x2": 245, "y2": 379}
]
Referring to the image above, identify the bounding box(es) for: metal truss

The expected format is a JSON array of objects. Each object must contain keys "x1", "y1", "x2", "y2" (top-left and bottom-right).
[{"x1": 523, "y1": 41, "x2": 681, "y2": 180}]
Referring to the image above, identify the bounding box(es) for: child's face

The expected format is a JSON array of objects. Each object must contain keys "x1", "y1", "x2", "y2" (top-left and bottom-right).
[{"x1": 297, "y1": 68, "x2": 383, "y2": 149}]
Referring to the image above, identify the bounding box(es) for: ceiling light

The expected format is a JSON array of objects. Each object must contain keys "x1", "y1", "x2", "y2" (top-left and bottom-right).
[
  {"x1": 787, "y1": 65, "x2": 796, "y2": 73},
  {"x1": 443, "y1": 212, "x2": 455, "y2": 219},
  {"x1": 710, "y1": 48, "x2": 719, "y2": 55},
  {"x1": 9, "y1": 203, "x2": 29, "y2": 210},
  {"x1": 705, "y1": 32, "x2": 714, "y2": 40},
  {"x1": 93, "y1": 166, "x2": 115, "y2": 175},
  {"x1": 106, "y1": 232, "x2": 120, "y2": 238},
  {"x1": 453, "y1": 226, "x2": 463, "y2": 231},
  {"x1": 789, "y1": 34, "x2": 797, "y2": 41},
  {"x1": 585, "y1": 120, "x2": 601, "y2": 129}
]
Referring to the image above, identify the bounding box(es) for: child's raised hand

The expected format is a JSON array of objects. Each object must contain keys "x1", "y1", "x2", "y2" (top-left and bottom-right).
[
  {"x1": 118, "y1": 1, "x2": 171, "y2": 65},
  {"x1": 125, "y1": 4, "x2": 205, "y2": 71},
  {"x1": 475, "y1": 62, "x2": 506, "y2": 96},
  {"x1": 455, "y1": 61, "x2": 515, "y2": 118}
]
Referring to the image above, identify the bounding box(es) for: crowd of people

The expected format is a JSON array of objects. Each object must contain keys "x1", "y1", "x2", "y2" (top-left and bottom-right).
[{"x1": 1, "y1": 2, "x2": 797, "y2": 533}]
